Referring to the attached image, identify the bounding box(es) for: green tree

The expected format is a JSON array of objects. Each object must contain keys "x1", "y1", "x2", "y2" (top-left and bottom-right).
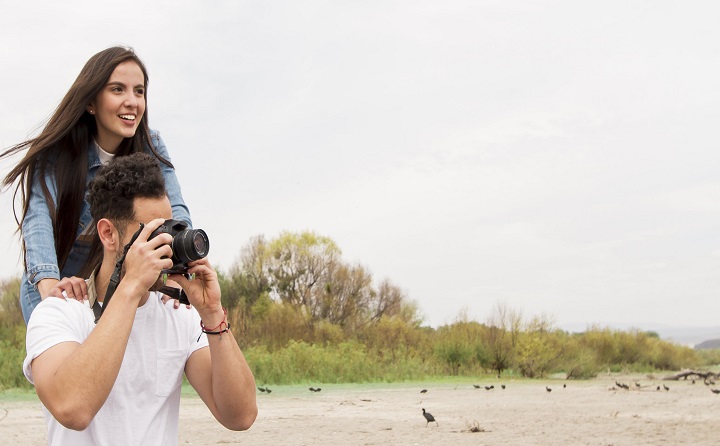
[
  {"x1": 321, "y1": 262, "x2": 373, "y2": 330},
  {"x1": 266, "y1": 231, "x2": 340, "y2": 318},
  {"x1": 515, "y1": 314, "x2": 562, "y2": 378},
  {"x1": 433, "y1": 320, "x2": 486, "y2": 375},
  {"x1": 483, "y1": 303, "x2": 522, "y2": 376},
  {"x1": 222, "y1": 235, "x2": 272, "y2": 338}
]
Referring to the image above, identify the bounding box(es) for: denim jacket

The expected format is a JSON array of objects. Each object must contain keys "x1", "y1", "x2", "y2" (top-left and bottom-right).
[{"x1": 20, "y1": 130, "x2": 191, "y2": 322}]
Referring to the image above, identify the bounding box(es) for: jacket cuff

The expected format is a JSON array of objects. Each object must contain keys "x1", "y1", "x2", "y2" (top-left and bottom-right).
[{"x1": 27, "y1": 264, "x2": 61, "y2": 287}]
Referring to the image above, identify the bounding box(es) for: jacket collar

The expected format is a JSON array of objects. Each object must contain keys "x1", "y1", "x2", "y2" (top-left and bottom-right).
[
  {"x1": 86, "y1": 265, "x2": 101, "y2": 309},
  {"x1": 87, "y1": 140, "x2": 103, "y2": 170}
]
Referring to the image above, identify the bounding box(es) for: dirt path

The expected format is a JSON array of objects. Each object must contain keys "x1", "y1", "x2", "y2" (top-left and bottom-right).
[{"x1": 2, "y1": 376, "x2": 719, "y2": 445}]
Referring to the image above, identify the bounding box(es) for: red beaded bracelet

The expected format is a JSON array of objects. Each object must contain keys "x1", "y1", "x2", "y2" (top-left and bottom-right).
[
  {"x1": 200, "y1": 308, "x2": 228, "y2": 332},
  {"x1": 198, "y1": 308, "x2": 230, "y2": 341},
  {"x1": 203, "y1": 324, "x2": 231, "y2": 335}
]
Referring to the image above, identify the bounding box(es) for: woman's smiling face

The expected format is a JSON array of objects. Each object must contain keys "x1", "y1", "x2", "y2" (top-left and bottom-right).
[{"x1": 88, "y1": 60, "x2": 146, "y2": 152}]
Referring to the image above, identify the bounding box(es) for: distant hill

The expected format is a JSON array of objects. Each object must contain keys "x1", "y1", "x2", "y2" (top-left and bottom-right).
[
  {"x1": 695, "y1": 339, "x2": 720, "y2": 350},
  {"x1": 560, "y1": 322, "x2": 720, "y2": 348}
]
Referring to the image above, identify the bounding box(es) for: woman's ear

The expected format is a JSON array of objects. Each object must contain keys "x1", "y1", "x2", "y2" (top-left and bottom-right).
[
  {"x1": 97, "y1": 218, "x2": 118, "y2": 252},
  {"x1": 86, "y1": 102, "x2": 96, "y2": 115}
]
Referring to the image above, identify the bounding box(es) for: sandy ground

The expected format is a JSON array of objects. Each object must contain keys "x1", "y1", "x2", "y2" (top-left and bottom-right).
[{"x1": 2, "y1": 375, "x2": 720, "y2": 445}]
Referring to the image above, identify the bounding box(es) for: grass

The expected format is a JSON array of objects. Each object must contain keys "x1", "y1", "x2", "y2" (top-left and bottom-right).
[{"x1": 0, "y1": 387, "x2": 39, "y2": 403}]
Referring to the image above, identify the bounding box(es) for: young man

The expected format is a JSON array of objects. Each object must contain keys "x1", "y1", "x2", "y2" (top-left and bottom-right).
[{"x1": 23, "y1": 153, "x2": 257, "y2": 445}]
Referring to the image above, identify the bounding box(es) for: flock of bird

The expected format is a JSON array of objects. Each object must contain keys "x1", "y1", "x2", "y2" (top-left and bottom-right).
[
  {"x1": 258, "y1": 386, "x2": 323, "y2": 393},
  {"x1": 254, "y1": 376, "x2": 720, "y2": 428},
  {"x1": 416, "y1": 379, "x2": 720, "y2": 427},
  {"x1": 611, "y1": 378, "x2": 720, "y2": 394}
]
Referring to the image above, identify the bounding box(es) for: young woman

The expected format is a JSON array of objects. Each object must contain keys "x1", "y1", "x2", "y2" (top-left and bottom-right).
[{"x1": 1, "y1": 46, "x2": 191, "y2": 323}]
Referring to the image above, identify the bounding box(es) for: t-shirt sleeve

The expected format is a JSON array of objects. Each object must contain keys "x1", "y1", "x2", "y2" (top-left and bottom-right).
[{"x1": 23, "y1": 299, "x2": 90, "y2": 384}]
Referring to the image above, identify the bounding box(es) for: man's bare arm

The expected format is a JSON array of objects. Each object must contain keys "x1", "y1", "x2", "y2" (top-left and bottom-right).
[
  {"x1": 173, "y1": 260, "x2": 258, "y2": 431},
  {"x1": 185, "y1": 326, "x2": 257, "y2": 430},
  {"x1": 32, "y1": 282, "x2": 142, "y2": 430},
  {"x1": 31, "y1": 218, "x2": 174, "y2": 430}
]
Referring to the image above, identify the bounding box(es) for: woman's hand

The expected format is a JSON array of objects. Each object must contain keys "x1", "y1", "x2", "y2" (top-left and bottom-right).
[
  {"x1": 160, "y1": 278, "x2": 192, "y2": 309},
  {"x1": 37, "y1": 278, "x2": 60, "y2": 300},
  {"x1": 45, "y1": 277, "x2": 88, "y2": 303}
]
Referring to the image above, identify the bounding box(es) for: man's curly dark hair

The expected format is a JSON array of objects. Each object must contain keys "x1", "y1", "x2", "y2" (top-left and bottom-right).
[{"x1": 88, "y1": 152, "x2": 166, "y2": 225}]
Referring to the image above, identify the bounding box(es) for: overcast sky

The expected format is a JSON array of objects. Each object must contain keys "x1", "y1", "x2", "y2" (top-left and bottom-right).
[{"x1": 1, "y1": 1, "x2": 719, "y2": 330}]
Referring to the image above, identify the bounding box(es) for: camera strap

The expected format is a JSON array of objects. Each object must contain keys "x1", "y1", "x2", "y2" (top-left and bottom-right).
[
  {"x1": 93, "y1": 223, "x2": 144, "y2": 323},
  {"x1": 158, "y1": 285, "x2": 191, "y2": 305}
]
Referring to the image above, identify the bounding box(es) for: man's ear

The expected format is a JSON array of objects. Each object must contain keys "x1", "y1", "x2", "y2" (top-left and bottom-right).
[{"x1": 97, "y1": 218, "x2": 119, "y2": 252}]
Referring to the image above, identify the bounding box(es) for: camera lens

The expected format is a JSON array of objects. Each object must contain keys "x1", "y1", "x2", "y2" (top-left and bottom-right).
[
  {"x1": 172, "y1": 229, "x2": 210, "y2": 263},
  {"x1": 193, "y1": 232, "x2": 207, "y2": 253}
]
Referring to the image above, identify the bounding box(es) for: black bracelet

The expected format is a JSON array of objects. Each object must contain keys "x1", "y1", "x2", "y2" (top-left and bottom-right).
[
  {"x1": 203, "y1": 324, "x2": 231, "y2": 335},
  {"x1": 198, "y1": 324, "x2": 231, "y2": 342}
]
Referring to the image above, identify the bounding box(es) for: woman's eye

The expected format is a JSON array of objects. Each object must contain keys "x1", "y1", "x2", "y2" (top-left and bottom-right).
[{"x1": 135, "y1": 88, "x2": 145, "y2": 95}]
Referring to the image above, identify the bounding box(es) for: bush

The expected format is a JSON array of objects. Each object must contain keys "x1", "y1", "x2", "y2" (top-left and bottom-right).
[{"x1": 0, "y1": 326, "x2": 31, "y2": 390}]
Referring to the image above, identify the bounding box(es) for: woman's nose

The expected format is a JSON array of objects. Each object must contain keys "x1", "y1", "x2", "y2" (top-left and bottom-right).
[{"x1": 124, "y1": 92, "x2": 138, "y2": 108}]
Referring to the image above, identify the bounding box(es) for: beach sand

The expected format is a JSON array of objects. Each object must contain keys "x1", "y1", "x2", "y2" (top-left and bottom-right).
[{"x1": 2, "y1": 374, "x2": 719, "y2": 445}]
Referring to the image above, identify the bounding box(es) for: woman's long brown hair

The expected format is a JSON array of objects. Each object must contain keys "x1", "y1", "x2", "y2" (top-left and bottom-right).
[{"x1": 1, "y1": 46, "x2": 172, "y2": 274}]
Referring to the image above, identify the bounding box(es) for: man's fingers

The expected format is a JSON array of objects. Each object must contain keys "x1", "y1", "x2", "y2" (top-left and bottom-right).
[
  {"x1": 137, "y1": 218, "x2": 165, "y2": 241},
  {"x1": 167, "y1": 274, "x2": 189, "y2": 289}
]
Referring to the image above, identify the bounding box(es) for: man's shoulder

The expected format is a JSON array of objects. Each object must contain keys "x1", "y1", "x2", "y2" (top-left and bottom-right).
[
  {"x1": 28, "y1": 297, "x2": 93, "y2": 329},
  {"x1": 24, "y1": 298, "x2": 93, "y2": 383},
  {"x1": 33, "y1": 296, "x2": 90, "y2": 314}
]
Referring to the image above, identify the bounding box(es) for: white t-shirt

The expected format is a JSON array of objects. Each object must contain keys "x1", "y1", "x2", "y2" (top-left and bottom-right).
[
  {"x1": 24, "y1": 292, "x2": 209, "y2": 446},
  {"x1": 95, "y1": 140, "x2": 115, "y2": 165}
]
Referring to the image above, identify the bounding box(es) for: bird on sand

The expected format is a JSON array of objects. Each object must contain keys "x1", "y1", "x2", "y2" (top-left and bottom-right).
[
  {"x1": 420, "y1": 389, "x2": 428, "y2": 393},
  {"x1": 663, "y1": 385, "x2": 670, "y2": 391},
  {"x1": 711, "y1": 388, "x2": 720, "y2": 394},
  {"x1": 546, "y1": 386, "x2": 552, "y2": 392},
  {"x1": 422, "y1": 408, "x2": 438, "y2": 427},
  {"x1": 258, "y1": 387, "x2": 266, "y2": 392},
  {"x1": 472, "y1": 384, "x2": 480, "y2": 389},
  {"x1": 501, "y1": 384, "x2": 506, "y2": 389}
]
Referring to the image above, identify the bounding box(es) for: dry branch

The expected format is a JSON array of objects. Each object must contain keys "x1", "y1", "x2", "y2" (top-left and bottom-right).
[{"x1": 662, "y1": 369, "x2": 720, "y2": 381}]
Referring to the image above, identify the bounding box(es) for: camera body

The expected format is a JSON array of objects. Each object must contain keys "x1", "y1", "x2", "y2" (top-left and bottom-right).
[{"x1": 148, "y1": 219, "x2": 210, "y2": 274}]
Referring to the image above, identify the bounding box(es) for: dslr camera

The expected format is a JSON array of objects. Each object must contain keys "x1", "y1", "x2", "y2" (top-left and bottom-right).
[{"x1": 148, "y1": 219, "x2": 210, "y2": 274}]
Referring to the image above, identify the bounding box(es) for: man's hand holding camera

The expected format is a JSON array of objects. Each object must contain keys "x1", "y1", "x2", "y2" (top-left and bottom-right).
[
  {"x1": 123, "y1": 218, "x2": 222, "y2": 325},
  {"x1": 169, "y1": 259, "x2": 224, "y2": 327},
  {"x1": 122, "y1": 218, "x2": 175, "y2": 300}
]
